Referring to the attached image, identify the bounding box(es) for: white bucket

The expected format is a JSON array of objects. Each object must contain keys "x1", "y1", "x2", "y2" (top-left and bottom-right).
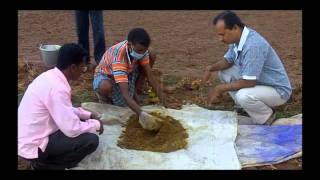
[{"x1": 39, "y1": 44, "x2": 61, "y2": 68}]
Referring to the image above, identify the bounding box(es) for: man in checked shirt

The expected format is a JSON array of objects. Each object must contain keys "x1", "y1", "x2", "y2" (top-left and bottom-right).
[{"x1": 203, "y1": 11, "x2": 292, "y2": 125}]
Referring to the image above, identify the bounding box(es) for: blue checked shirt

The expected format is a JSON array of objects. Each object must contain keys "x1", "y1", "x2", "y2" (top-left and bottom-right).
[{"x1": 224, "y1": 27, "x2": 292, "y2": 101}]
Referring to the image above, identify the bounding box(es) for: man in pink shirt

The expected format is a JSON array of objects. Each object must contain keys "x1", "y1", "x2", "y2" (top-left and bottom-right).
[{"x1": 18, "y1": 43, "x2": 104, "y2": 170}]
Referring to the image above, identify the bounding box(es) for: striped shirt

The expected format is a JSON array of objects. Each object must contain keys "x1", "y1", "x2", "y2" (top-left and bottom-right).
[{"x1": 94, "y1": 40, "x2": 149, "y2": 83}]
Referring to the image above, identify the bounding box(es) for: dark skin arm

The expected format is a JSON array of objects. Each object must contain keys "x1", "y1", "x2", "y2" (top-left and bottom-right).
[
  {"x1": 90, "y1": 112, "x2": 100, "y2": 119},
  {"x1": 119, "y1": 82, "x2": 142, "y2": 115},
  {"x1": 203, "y1": 59, "x2": 257, "y2": 104},
  {"x1": 141, "y1": 64, "x2": 166, "y2": 105},
  {"x1": 96, "y1": 120, "x2": 104, "y2": 135},
  {"x1": 133, "y1": 92, "x2": 141, "y2": 105},
  {"x1": 202, "y1": 59, "x2": 233, "y2": 85},
  {"x1": 208, "y1": 79, "x2": 257, "y2": 104}
]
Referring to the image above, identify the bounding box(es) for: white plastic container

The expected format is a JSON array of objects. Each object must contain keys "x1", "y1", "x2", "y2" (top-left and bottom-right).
[{"x1": 39, "y1": 44, "x2": 61, "y2": 68}]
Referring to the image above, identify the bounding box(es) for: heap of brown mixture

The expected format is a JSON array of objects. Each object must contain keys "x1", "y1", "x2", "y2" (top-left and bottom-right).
[{"x1": 117, "y1": 112, "x2": 188, "y2": 153}]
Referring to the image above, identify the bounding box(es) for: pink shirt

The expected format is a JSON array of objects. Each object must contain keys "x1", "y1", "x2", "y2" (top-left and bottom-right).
[{"x1": 18, "y1": 67, "x2": 101, "y2": 159}]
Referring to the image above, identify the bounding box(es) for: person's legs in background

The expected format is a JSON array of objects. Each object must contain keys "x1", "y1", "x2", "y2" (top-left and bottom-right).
[
  {"x1": 75, "y1": 11, "x2": 90, "y2": 64},
  {"x1": 89, "y1": 11, "x2": 106, "y2": 65}
]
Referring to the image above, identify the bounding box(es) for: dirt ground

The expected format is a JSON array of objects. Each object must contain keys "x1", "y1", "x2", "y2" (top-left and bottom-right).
[{"x1": 18, "y1": 10, "x2": 302, "y2": 170}]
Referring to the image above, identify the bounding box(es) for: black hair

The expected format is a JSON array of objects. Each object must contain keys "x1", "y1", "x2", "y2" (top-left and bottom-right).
[
  {"x1": 56, "y1": 43, "x2": 88, "y2": 70},
  {"x1": 213, "y1": 11, "x2": 245, "y2": 29},
  {"x1": 127, "y1": 28, "x2": 151, "y2": 48}
]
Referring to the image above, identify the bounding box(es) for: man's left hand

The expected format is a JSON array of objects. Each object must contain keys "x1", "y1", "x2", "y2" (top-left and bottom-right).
[
  {"x1": 208, "y1": 86, "x2": 223, "y2": 104},
  {"x1": 97, "y1": 120, "x2": 104, "y2": 135},
  {"x1": 91, "y1": 112, "x2": 102, "y2": 120}
]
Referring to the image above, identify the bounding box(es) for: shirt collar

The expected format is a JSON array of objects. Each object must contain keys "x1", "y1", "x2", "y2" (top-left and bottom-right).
[
  {"x1": 53, "y1": 67, "x2": 71, "y2": 91},
  {"x1": 235, "y1": 26, "x2": 250, "y2": 51},
  {"x1": 125, "y1": 40, "x2": 132, "y2": 64}
]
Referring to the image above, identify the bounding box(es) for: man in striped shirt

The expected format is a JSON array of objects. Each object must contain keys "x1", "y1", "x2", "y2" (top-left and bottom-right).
[{"x1": 93, "y1": 28, "x2": 166, "y2": 130}]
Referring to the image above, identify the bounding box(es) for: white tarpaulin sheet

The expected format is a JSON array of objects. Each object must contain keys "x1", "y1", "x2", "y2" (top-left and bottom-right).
[{"x1": 74, "y1": 103, "x2": 241, "y2": 170}]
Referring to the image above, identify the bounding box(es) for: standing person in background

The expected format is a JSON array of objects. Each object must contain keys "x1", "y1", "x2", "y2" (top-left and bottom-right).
[{"x1": 75, "y1": 10, "x2": 106, "y2": 71}]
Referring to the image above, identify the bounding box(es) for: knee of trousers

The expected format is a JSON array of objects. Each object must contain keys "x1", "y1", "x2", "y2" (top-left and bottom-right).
[
  {"x1": 79, "y1": 133, "x2": 99, "y2": 153},
  {"x1": 235, "y1": 90, "x2": 257, "y2": 107}
]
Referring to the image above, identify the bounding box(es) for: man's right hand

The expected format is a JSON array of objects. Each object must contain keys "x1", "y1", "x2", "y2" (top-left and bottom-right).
[
  {"x1": 97, "y1": 120, "x2": 104, "y2": 135},
  {"x1": 202, "y1": 67, "x2": 213, "y2": 86},
  {"x1": 139, "y1": 111, "x2": 162, "y2": 131},
  {"x1": 158, "y1": 92, "x2": 168, "y2": 107},
  {"x1": 119, "y1": 82, "x2": 142, "y2": 116}
]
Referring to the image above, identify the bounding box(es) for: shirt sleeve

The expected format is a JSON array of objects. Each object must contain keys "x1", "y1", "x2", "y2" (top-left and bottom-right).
[
  {"x1": 95, "y1": 54, "x2": 110, "y2": 76},
  {"x1": 139, "y1": 52, "x2": 150, "y2": 66},
  {"x1": 46, "y1": 89, "x2": 100, "y2": 137},
  {"x1": 223, "y1": 45, "x2": 235, "y2": 63},
  {"x1": 111, "y1": 62, "x2": 129, "y2": 83},
  {"x1": 241, "y1": 46, "x2": 266, "y2": 80},
  {"x1": 72, "y1": 107, "x2": 91, "y2": 120}
]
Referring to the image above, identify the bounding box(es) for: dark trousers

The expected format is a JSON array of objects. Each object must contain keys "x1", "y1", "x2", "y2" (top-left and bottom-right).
[
  {"x1": 29, "y1": 130, "x2": 99, "y2": 170},
  {"x1": 75, "y1": 10, "x2": 106, "y2": 64}
]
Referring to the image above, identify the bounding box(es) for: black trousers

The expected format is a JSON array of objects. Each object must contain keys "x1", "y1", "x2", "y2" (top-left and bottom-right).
[
  {"x1": 75, "y1": 10, "x2": 106, "y2": 64},
  {"x1": 29, "y1": 130, "x2": 99, "y2": 170}
]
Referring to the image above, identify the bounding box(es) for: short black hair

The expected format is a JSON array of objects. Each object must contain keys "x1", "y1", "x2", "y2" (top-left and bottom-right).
[
  {"x1": 213, "y1": 11, "x2": 245, "y2": 29},
  {"x1": 127, "y1": 28, "x2": 151, "y2": 48},
  {"x1": 56, "y1": 43, "x2": 88, "y2": 70}
]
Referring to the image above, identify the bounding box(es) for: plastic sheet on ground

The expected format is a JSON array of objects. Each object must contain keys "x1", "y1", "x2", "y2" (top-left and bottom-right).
[
  {"x1": 75, "y1": 103, "x2": 241, "y2": 170},
  {"x1": 236, "y1": 114, "x2": 302, "y2": 167}
]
